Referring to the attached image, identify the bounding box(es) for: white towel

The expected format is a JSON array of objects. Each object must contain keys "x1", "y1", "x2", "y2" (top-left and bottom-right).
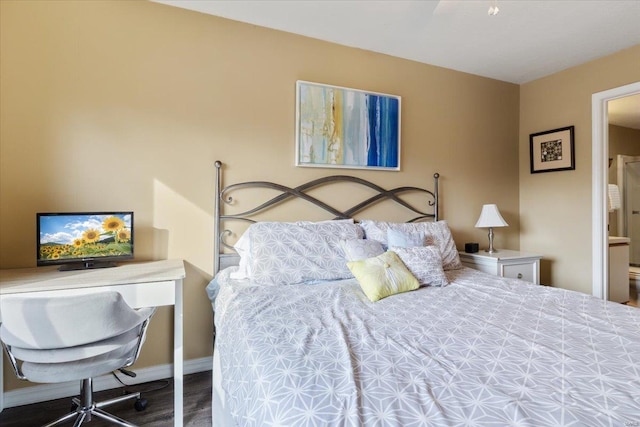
[{"x1": 608, "y1": 184, "x2": 621, "y2": 212}]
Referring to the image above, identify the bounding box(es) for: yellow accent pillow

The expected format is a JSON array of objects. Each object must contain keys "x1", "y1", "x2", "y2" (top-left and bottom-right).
[{"x1": 347, "y1": 251, "x2": 420, "y2": 302}]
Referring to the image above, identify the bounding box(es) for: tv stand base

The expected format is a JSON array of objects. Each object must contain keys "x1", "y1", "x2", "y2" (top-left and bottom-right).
[{"x1": 58, "y1": 261, "x2": 117, "y2": 271}]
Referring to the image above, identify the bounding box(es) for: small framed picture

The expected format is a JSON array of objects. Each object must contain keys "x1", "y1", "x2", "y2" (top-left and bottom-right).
[{"x1": 529, "y1": 126, "x2": 575, "y2": 173}]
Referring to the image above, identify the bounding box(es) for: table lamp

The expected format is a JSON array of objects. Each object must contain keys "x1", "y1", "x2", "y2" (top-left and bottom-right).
[{"x1": 475, "y1": 204, "x2": 508, "y2": 253}]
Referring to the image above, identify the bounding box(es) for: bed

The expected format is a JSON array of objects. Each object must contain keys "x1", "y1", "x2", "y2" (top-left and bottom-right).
[{"x1": 207, "y1": 161, "x2": 640, "y2": 427}]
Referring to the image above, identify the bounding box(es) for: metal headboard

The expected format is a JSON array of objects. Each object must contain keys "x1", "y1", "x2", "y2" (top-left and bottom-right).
[{"x1": 214, "y1": 160, "x2": 440, "y2": 274}]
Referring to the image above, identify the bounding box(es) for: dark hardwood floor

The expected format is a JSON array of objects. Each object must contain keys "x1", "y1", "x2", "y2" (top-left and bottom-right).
[
  {"x1": 0, "y1": 370, "x2": 212, "y2": 427},
  {"x1": 629, "y1": 283, "x2": 638, "y2": 307}
]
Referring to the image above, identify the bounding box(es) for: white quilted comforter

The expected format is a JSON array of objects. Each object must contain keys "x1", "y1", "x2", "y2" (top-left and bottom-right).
[{"x1": 211, "y1": 267, "x2": 640, "y2": 426}]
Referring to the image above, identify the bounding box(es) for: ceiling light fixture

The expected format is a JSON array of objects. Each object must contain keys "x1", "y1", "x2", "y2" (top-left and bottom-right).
[{"x1": 488, "y1": 0, "x2": 499, "y2": 16}]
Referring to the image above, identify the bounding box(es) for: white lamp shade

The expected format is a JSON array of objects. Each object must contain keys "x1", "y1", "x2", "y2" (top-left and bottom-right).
[{"x1": 475, "y1": 204, "x2": 508, "y2": 228}]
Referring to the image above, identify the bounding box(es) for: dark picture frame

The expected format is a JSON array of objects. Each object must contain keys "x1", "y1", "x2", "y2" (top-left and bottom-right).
[{"x1": 529, "y1": 126, "x2": 575, "y2": 173}]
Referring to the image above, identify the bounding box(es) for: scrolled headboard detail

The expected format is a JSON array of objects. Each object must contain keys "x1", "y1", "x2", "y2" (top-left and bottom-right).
[{"x1": 214, "y1": 160, "x2": 439, "y2": 273}]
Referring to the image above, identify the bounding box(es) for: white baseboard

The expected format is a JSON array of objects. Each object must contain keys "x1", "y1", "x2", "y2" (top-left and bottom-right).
[{"x1": 3, "y1": 356, "x2": 212, "y2": 410}]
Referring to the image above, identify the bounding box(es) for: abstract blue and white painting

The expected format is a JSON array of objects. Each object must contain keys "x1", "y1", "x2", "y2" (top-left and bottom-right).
[{"x1": 296, "y1": 81, "x2": 401, "y2": 170}]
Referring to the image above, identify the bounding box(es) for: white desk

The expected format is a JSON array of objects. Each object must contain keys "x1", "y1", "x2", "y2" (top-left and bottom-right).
[{"x1": 0, "y1": 259, "x2": 185, "y2": 426}]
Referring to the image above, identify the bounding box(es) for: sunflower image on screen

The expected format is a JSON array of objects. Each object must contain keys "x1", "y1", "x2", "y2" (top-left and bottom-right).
[{"x1": 37, "y1": 212, "x2": 134, "y2": 268}]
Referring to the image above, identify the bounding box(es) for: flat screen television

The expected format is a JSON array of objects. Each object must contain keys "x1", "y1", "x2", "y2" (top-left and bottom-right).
[{"x1": 37, "y1": 212, "x2": 134, "y2": 271}]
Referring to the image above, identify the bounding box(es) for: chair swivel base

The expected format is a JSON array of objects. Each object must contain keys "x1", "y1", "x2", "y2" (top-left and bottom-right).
[{"x1": 42, "y1": 378, "x2": 146, "y2": 427}]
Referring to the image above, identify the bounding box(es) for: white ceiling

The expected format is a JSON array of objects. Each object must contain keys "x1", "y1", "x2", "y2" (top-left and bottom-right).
[{"x1": 154, "y1": 0, "x2": 640, "y2": 128}]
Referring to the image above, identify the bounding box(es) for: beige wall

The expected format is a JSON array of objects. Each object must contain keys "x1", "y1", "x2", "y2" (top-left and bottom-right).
[
  {"x1": 608, "y1": 125, "x2": 640, "y2": 235},
  {"x1": 520, "y1": 45, "x2": 640, "y2": 291},
  {"x1": 0, "y1": 1, "x2": 520, "y2": 392},
  {"x1": 609, "y1": 125, "x2": 640, "y2": 178}
]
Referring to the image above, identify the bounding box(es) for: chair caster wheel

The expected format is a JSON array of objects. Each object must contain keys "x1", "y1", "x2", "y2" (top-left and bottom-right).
[{"x1": 134, "y1": 398, "x2": 148, "y2": 412}]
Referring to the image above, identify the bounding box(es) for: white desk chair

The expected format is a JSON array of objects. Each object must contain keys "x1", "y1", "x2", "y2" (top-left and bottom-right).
[{"x1": 0, "y1": 291, "x2": 156, "y2": 427}]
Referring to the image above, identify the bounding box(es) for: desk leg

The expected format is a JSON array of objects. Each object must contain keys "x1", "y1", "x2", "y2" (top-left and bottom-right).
[
  {"x1": 174, "y1": 278, "x2": 184, "y2": 427},
  {"x1": 1, "y1": 348, "x2": 4, "y2": 412}
]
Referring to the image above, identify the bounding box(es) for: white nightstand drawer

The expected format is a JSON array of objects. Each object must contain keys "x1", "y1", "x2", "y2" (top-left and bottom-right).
[
  {"x1": 458, "y1": 249, "x2": 542, "y2": 285},
  {"x1": 502, "y1": 263, "x2": 535, "y2": 282}
]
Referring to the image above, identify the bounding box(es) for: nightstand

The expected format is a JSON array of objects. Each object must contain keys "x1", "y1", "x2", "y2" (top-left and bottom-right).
[{"x1": 458, "y1": 249, "x2": 542, "y2": 285}]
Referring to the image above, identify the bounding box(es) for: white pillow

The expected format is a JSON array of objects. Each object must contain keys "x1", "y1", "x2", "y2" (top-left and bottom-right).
[
  {"x1": 387, "y1": 228, "x2": 426, "y2": 247},
  {"x1": 245, "y1": 220, "x2": 364, "y2": 285},
  {"x1": 230, "y1": 231, "x2": 252, "y2": 279},
  {"x1": 230, "y1": 219, "x2": 358, "y2": 280},
  {"x1": 340, "y1": 239, "x2": 385, "y2": 261},
  {"x1": 391, "y1": 246, "x2": 448, "y2": 287},
  {"x1": 359, "y1": 220, "x2": 462, "y2": 270}
]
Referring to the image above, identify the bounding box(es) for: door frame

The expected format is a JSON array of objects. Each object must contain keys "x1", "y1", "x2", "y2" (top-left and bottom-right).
[{"x1": 591, "y1": 81, "x2": 640, "y2": 299}]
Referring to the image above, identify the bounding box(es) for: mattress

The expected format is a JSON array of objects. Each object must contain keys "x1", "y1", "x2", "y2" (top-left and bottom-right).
[{"x1": 208, "y1": 266, "x2": 640, "y2": 426}]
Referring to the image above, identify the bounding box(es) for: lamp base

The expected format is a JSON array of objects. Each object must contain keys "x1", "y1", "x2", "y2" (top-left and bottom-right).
[{"x1": 485, "y1": 227, "x2": 498, "y2": 254}]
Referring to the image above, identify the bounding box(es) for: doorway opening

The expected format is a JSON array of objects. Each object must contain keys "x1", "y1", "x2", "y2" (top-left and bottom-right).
[
  {"x1": 617, "y1": 155, "x2": 640, "y2": 267},
  {"x1": 592, "y1": 81, "x2": 640, "y2": 300}
]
